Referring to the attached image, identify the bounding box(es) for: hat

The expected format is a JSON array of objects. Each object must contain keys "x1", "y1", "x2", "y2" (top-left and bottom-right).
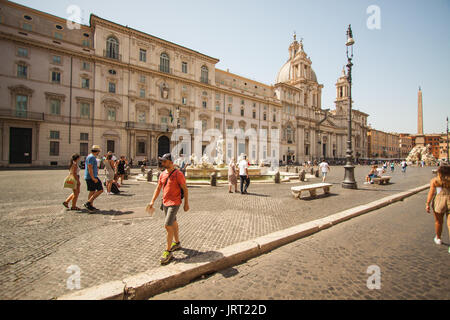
[
  {"x1": 158, "y1": 153, "x2": 172, "y2": 162},
  {"x1": 92, "y1": 145, "x2": 101, "y2": 152}
]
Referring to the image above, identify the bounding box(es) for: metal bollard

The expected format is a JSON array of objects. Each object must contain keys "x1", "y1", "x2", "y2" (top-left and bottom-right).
[
  {"x1": 299, "y1": 169, "x2": 306, "y2": 182},
  {"x1": 274, "y1": 171, "x2": 281, "y2": 184},
  {"x1": 210, "y1": 172, "x2": 217, "y2": 187},
  {"x1": 147, "y1": 168, "x2": 153, "y2": 182}
]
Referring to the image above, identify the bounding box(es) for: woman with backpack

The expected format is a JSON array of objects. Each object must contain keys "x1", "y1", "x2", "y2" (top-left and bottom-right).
[
  {"x1": 104, "y1": 154, "x2": 116, "y2": 195},
  {"x1": 63, "y1": 154, "x2": 81, "y2": 211},
  {"x1": 426, "y1": 166, "x2": 450, "y2": 253}
]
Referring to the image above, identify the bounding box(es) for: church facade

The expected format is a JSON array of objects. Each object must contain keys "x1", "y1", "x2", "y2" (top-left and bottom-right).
[{"x1": 0, "y1": 1, "x2": 369, "y2": 167}]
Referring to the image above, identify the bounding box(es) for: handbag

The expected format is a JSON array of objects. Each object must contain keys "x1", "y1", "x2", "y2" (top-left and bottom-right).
[{"x1": 64, "y1": 174, "x2": 77, "y2": 190}]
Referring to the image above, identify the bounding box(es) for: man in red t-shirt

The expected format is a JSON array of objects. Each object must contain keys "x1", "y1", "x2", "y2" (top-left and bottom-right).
[{"x1": 148, "y1": 153, "x2": 189, "y2": 265}]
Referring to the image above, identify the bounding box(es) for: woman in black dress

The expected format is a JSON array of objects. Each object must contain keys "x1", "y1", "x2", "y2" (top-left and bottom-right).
[{"x1": 117, "y1": 156, "x2": 128, "y2": 185}]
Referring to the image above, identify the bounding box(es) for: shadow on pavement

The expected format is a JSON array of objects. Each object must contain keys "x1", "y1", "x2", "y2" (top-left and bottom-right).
[
  {"x1": 300, "y1": 193, "x2": 339, "y2": 201},
  {"x1": 174, "y1": 248, "x2": 224, "y2": 264}
]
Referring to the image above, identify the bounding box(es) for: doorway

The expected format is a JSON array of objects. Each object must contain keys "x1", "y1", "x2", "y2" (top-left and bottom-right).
[
  {"x1": 10, "y1": 127, "x2": 32, "y2": 164},
  {"x1": 158, "y1": 136, "x2": 170, "y2": 157}
]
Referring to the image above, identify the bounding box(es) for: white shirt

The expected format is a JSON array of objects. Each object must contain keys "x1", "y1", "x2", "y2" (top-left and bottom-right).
[
  {"x1": 376, "y1": 168, "x2": 384, "y2": 176},
  {"x1": 401, "y1": 161, "x2": 407, "y2": 167},
  {"x1": 112, "y1": 155, "x2": 117, "y2": 161},
  {"x1": 238, "y1": 160, "x2": 248, "y2": 176},
  {"x1": 319, "y1": 162, "x2": 330, "y2": 173}
]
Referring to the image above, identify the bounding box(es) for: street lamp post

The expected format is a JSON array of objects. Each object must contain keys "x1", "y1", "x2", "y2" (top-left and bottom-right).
[
  {"x1": 447, "y1": 116, "x2": 449, "y2": 163},
  {"x1": 342, "y1": 24, "x2": 358, "y2": 189}
]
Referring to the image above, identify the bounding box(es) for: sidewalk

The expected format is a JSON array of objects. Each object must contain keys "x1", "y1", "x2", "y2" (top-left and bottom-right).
[{"x1": 0, "y1": 166, "x2": 435, "y2": 299}]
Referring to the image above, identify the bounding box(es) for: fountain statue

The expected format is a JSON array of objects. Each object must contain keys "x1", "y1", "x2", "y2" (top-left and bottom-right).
[
  {"x1": 406, "y1": 144, "x2": 437, "y2": 165},
  {"x1": 214, "y1": 137, "x2": 225, "y2": 168}
]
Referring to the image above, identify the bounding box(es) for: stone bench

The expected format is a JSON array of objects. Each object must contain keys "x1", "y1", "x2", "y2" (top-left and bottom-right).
[
  {"x1": 372, "y1": 176, "x2": 391, "y2": 185},
  {"x1": 291, "y1": 183, "x2": 333, "y2": 199}
]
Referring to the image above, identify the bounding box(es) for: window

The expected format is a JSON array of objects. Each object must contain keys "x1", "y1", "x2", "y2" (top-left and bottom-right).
[
  {"x1": 52, "y1": 71, "x2": 61, "y2": 84},
  {"x1": 80, "y1": 133, "x2": 89, "y2": 141},
  {"x1": 252, "y1": 110, "x2": 256, "y2": 119},
  {"x1": 215, "y1": 122, "x2": 221, "y2": 130},
  {"x1": 80, "y1": 103, "x2": 90, "y2": 118},
  {"x1": 80, "y1": 143, "x2": 88, "y2": 156},
  {"x1": 140, "y1": 88, "x2": 145, "y2": 98},
  {"x1": 182, "y1": 97, "x2": 187, "y2": 105},
  {"x1": 18, "y1": 48, "x2": 28, "y2": 57},
  {"x1": 82, "y1": 62, "x2": 90, "y2": 71},
  {"x1": 240, "y1": 108, "x2": 244, "y2": 116},
  {"x1": 241, "y1": 99, "x2": 245, "y2": 105},
  {"x1": 15, "y1": 95, "x2": 28, "y2": 117},
  {"x1": 82, "y1": 39, "x2": 90, "y2": 47},
  {"x1": 138, "y1": 111, "x2": 146, "y2": 123},
  {"x1": 139, "y1": 49, "x2": 147, "y2": 62},
  {"x1": 52, "y1": 55, "x2": 61, "y2": 64},
  {"x1": 50, "y1": 99, "x2": 61, "y2": 115},
  {"x1": 50, "y1": 141, "x2": 60, "y2": 156},
  {"x1": 81, "y1": 78, "x2": 90, "y2": 89},
  {"x1": 107, "y1": 107, "x2": 116, "y2": 121},
  {"x1": 228, "y1": 96, "x2": 233, "y2": 103},
  {"x1": 180, "y1": 117, "x2": 187, "y2": 128},
  {"x1": 200, "y1": 66, "x2": 209, "y2": 84},
  {"x1": 139, "y1": 75, "x2": 146, "y2": 83},
  {"x1": 160, "y1": 53, "x2": 170, "y2": 73},
  {"x1": 17, "y1": 64, "x2": 27, "y2": 78},
  {"x1": 137, "y1": 141, "x2": 146, "y2": 155},
  {"x1": 202, "y1": 120, "x2": 207, "y2": 131},
  {"x1": 228, "y1": 105, "x2": 232, "y2": 114},
  {"x1": 50, "y1": 131, "x2": 60, "y2": 139},
  {"x1": 182, "y1": 62, "x2": 188, "y2": 74},
  {"x1": 54, "y1": 32, "x2": 63, "y2": 40},
  {"x1": 215, "y1": 102, "x2": 221, "y2": 112},
  {"x1": 22, "y1": 23, "x2": 32, "y2": 31},
  {"x1": 273, "y1": 114, "x2": 276, "y2": 122},
  {"x1": 109, "y1": 82, "x2": 116, "y2": 93},
  {"x1": 106, "y1": 37, "x2": 119, "y2": 59},
  {"x1": 202, "y1": 101, "x2": 207, "y2": 109},
  {"x1": 107, "y1": 140, "x2": 115, "y2": 153},
  {"x1": 263, "y1": 113, "x2": 267, "y2": 121}
]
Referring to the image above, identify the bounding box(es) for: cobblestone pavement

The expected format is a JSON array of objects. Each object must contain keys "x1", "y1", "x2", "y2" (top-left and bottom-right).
[
  {"x1": 0, "y1": 166, "x2": 435, "y2": 299},
  {"x1": 153, "y1": 190, "x2": 450, "y2": 300}
]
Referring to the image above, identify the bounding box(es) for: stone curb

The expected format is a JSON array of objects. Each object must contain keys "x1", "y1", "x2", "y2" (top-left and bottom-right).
[{"x1": 58, "y1": 183, "x2": 430, "y2": 300}]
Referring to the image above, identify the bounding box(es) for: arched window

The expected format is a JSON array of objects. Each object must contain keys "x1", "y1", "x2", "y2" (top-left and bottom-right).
[
  {"x1": 160, "y1": 53, "x2": 170, "y2": 73},
  {"x1": 200, "y1": 66, "x2": 209, "y2": 84},
  {"x1": 106, "y1": 37, "x2": 119, "y2": 59}
]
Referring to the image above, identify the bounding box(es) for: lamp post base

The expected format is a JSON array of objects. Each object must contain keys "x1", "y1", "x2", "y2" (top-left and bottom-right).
[{"x1": 342, "y1": 164, "x2": 357, "y2": 189}]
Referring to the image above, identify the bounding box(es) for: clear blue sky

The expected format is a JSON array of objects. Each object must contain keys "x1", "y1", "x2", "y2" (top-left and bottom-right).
[{"x1": 14, "y1": 0, "x2": 450, "y2": 134}]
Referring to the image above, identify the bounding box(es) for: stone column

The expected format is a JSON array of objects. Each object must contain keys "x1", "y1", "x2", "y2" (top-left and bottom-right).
[{"x1": 298, "y1": 126, "x2": 305, "y2": 163}]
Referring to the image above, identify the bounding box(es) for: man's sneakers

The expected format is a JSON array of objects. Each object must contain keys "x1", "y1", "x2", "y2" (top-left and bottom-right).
[
  {"x1": 170, "y1": 242, "x2": 181, "y2": 252},
  {"x1": 434, "y1": 236, "x2": 442, "y2": 245},
  {"x1": 83, "y1": 202, "x2": 98, "y2": 213},
  {"x1": 160, "y1": 250, "x2": 174, "y2": 265}
]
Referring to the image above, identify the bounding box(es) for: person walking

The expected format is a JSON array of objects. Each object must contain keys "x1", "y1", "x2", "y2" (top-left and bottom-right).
[
  {"x1": 104, "y1": 154, "x2": 116, "y2": 195},
  {"x1": 83, "y1": 145, "x2": 104, "y2": 212},
  {"x1": 228, "y1": 158, "x2": 238, "y2": 193},
  {"x1": 319, "y1": 159, "x2": 330, "y2": 183},
  {"x1": 239, "y1": 155, "x2": 250, "y2": 195},
  {"x1": 117, "y1": 156, "x2": 127, "y2": 185},
  {"x1": 401, "y1": 160, "x2": 407, "y2": 173},
  {"x1": 390, "y1": 161, "x2": 395, "y2": 173},
  {"x1": 148, "y1": 153, "x2": 189, "y2": 265},
  {"x1": 63, "y1": 154, "x2": 81, "y2": 211},
  {"x1": 426, "y1": 166, "x2": 450, "y2": 253}
]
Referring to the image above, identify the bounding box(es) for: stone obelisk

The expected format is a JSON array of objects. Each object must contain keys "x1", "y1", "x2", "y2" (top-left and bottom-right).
[{"x1": 416, "y1": 87, "x2": 425, "y2": 146}]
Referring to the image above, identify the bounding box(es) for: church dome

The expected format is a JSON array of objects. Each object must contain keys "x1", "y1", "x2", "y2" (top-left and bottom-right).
[
  {"x1": 275, "y1": 62, "x2": 318, "y2": 84},
  {"x1": 276, "y1": 61, "x2": 291, "y2": 84}
]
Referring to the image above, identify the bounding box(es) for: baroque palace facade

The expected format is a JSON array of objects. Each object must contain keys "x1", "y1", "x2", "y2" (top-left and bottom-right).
[{"x1": 0, "y1": 1, "x2": 369, "y2": 167}]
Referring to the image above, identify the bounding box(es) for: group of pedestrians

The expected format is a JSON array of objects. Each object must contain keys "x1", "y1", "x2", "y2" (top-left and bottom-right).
[
  {"x1": 63, "y1": 145, "x2": 129, "y2": 212},
  {"x1": 227, "y1": 155, "x2": 251, "y2": 194}
]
